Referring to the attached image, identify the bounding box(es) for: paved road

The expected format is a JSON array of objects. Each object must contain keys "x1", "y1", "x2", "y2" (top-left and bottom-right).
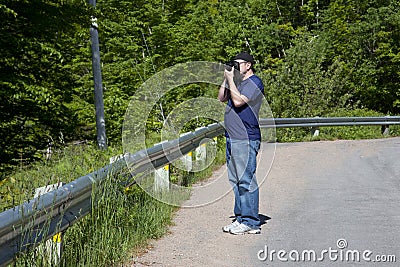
[{"x1": 130, "y1": 138, "x2": 400, "y2": 266}]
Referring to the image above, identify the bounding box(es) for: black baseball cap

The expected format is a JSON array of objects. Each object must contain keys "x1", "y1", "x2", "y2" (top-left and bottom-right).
[{"x1": 233, "y1": 52, "x2": 255, "y2": 64}]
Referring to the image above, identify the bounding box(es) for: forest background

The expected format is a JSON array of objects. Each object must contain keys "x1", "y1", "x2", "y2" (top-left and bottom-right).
[{"x1": 1, "y1": 0, "x2": 400, "y2": 175}]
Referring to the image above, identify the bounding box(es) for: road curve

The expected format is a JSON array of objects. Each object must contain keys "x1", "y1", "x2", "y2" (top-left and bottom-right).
[{"x1": 129, "y1": 137, "x2": 400, "y2": 267}]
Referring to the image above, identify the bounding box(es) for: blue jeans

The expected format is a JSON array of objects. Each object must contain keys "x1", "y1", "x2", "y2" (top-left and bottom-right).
[{"x1": 226, "y1": 138, "x2": 261, "y2": 228}]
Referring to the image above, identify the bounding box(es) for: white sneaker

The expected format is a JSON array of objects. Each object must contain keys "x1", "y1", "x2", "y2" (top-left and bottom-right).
[
  {"x1": 229, "y1": 223, "x2": 261, "y2": 235},
  {"x1": 222, "y1": 220, "x2": 240, "y2": 232}
]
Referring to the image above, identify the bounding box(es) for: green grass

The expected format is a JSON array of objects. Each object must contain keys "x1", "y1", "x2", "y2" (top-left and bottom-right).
[
  {"x1": 0, "y1": 143, "x2": 122, "y2": 212},
  {"x1": 60, "y1": 182, "x2": 176, "y2": 266},
  {"x1": 5, "y1": 136, "x2": 226, "y2": 266}
]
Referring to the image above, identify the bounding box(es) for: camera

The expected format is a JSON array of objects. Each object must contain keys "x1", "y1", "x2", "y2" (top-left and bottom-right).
[
  {"x1": 224, "y1": 60, "x2": 242, "y2": 87},
  {"x1": 225, "y1": 61, "x2": 240, "y2": 71}
]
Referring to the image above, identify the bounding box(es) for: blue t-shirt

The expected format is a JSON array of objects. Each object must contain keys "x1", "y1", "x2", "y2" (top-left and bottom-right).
[{"x1": 224, "y1": 75, "x2": 264, "y2": 140}]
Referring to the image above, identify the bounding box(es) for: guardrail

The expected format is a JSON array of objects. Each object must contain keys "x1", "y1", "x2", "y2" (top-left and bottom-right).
[
  {"x1": 1, "y1": 116, "x2": 399, "y2": 266},
  {"x1": 260, "y1": 116, "x2": 400, "y2": 129},
  {"x1": 0, "y1": 122, "x2": 224, "y2": 266}
]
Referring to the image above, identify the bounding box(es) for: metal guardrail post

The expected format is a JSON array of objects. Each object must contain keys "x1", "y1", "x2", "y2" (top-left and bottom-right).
[
  {"x1": 310, "y1": 117, "x2": 320, "y2": 136},
  {"x1": 382, "y1": 125, "x2": 390, "y2": 135},
  {"x1": 154, "y1": 164, "x2": 170, "y2": 192},
  {"x1": 33, "y1": 183, "x2": 65, "y2": 266},
  {"x1": 381, "y1": 116, "x2": 391, "y2": 136},
  {"x1": 154, "y1": 141, "x2": 170, "y2": 192}
]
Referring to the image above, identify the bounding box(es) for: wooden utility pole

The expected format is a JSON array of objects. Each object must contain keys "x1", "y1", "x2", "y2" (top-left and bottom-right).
[{"x1": 88, "y1": 0, "x2": 107, "y2": 149}]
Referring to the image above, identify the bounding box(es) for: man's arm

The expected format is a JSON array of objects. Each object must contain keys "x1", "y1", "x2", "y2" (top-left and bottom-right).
[
  {"x1": 218, "y1": 78, "x2": 229, "y2": 102},
  {"x1": 224, "y1": 69, "x2": 249, "y2": 107}
]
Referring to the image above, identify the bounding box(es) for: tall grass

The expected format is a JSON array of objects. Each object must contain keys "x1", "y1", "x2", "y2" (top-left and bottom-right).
[
  {"x1": 6, "y1": 136, "x2": 226, "y2": 266},
  {"x1": 60, "y1": 178, "x2": 176, "y2": 266},
  {"x1": 0, "y1": 143, "x2": 121, "y2": 212}
]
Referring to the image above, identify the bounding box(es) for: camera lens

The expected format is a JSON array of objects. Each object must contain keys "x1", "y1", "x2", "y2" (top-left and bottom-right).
[{"x1": 225, "y1": 61, "x2": 234, "y2": 71}]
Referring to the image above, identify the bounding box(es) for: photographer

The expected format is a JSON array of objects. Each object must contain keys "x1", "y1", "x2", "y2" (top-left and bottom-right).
[{"x1": 218, "y1": 52, "x2": 264, "y2": 235}]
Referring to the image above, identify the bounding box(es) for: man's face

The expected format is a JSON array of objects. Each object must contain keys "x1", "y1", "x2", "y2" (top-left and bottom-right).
[{"x1": 234, "y1": 60, "x2": 250, "y2": 76}]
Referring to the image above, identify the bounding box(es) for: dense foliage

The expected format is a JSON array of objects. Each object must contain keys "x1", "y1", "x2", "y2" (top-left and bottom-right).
[{"x1": 1, "y1": 0, "x2": 399, "y2": 173}]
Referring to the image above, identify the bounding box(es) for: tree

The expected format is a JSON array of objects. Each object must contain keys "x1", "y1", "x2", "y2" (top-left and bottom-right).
[
  {"x1": 319, "y1": 0, "x2": 400, "y2": 113},
  {"x1": 263, "y1": 33, "x2": 350, "y2": 118},
  {"x1": 0, "y1": 0, "x2": 89, "y2": 172}
]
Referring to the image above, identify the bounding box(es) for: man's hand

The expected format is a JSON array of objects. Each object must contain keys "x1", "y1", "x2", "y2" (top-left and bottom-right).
[
  {"x1": 224, "y1": 68, "x2": 234, "y2": 81},
  {"x1": 219, "y1": 68, "x2": 249, "y2": 107}
]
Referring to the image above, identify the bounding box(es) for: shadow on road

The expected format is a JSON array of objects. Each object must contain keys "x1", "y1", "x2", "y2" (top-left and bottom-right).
[{"x1": 229, "y1": 214, "x2": 271, "y2": 226}]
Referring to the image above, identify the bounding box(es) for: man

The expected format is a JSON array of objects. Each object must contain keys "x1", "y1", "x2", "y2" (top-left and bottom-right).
[{"x1": 218, "y1": 52, "x2": 264, "y2": 235}]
